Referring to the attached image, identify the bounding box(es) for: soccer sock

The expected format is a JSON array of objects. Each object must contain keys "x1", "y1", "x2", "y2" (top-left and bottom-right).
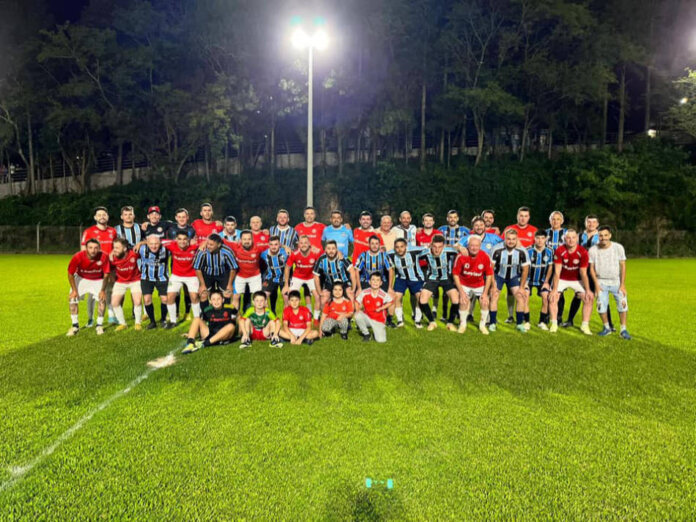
[
  {"x1": 395, "y1": 307, "x2": 404, "y2": 323},
  {"x1": 448, "y1": 304, "x2": 458, "y2": 324},
  {"x1": 603, "y1": 322, "x2": 610, "y2": 330},
  {"x1": 203, "y1": 337, "x2": 212, "y2": 347},
  {"x1": 409, "y1": 294, "x2": 417, "y2": 317},
  {"x1": 539, "y1": 311, "x2": 545, "y2": 324},
  {"x1": 70, "y1": 314, "x2": 79, "y2": 327},
  {"x1": 420, "y1": 303, "x2": 435, "y2": 323},
  {"x1": 414, "y1": 306, "x2": 422, "y2": 323},
  {"x1": 620, "y1": 324, "x2": 627, "y2": 332},
  {"x1": 96, "y1": 315, "x2": 104, "y2": 326},
  {"x1": 489, "y1": 311, "x2": 498, "y2": 325},
  {"x1": 191, "y1": 302, "x2": 201, "y2": 318},
  {"x1": 108, "y1": 303, "x2": 115, "y2": 318},
  {"x1": 187, "y1": 337, "x2": 195, "y2": 345},
  {"x1": 479, "y1": 310, "x2": 488, "y2": 325},
  {"x1": 269, "y1": 291, "x2": 278, "y2": 314},
  {"x1": 184, "y1": 291, "x2": 191, "y2": 314},
  {"x1": 314, "y1": 309, "x2": 320, "y2": 320},
  {"x1": 133, "y1": 305, "x2": 142, "y2": 324},
  {"x1": 160, "y1": 303, "x2": 168, "y2": 322},
  {"x1": 442, "y1": 294, "x2": 449, "y2": 318},
  {"x1": 387, "y1": 314, "x2": 394, "y2": 324},
  {"x1": 516, "y1": 311, "x2": 524, "y2": 325},
  {"x1": 167, "y1": 304, "x2": 177, "y2": 323},
  {"x1": 524, "y1": 312, "x2": 530, "y2": 323},
  {"x1": 459, "y1": 309, "x2": 467, "y2": 322},
  {"x1": 581, "y1": 321, "x2": 589, "y2": 328},
  {"x1": 567, "y1": 296, "x2": 581, "y2": 323},
  {"x1": 113, "y1": 306, "x2": 126, "y2": 325},
  {"x1": 145, "y1": 303, "x2": 156, "y2": 323},
  {"x1": 557, "y1": 293, "x2": 566, "y2": 321}
]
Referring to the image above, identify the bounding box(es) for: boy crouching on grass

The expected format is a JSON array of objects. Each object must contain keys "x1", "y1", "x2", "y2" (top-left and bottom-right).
[
  {"x1": 238, "y1": 291, "x2": 283, "y2": 349},
  {"x1": 183, "y1": 290, "x2": 236, "y2": 354},
  {"x1": 319, "y1": 281, "x2": 354, "y2": 340},
  {"x1": 279, "y1": 290, "x2": 320, "y2": 345},
  {"x1": 354, "y1": 272, "x2": 393, "y2": 343}
]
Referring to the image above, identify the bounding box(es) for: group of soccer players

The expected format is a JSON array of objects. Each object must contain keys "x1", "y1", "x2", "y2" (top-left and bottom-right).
[{"x1": 66, "y1": 202, "x2": 632, "y2": 352}]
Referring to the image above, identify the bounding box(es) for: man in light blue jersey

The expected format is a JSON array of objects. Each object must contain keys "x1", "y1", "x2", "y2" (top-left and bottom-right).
[
  {"x1": 221, "y1": 216, "x2": 241, "y2": 243},
  {"x1": 322, "y1": 210, "x2": 353, "y2": 257},
  {"x1": 437, "y1": 210, "x2": 469, "y2": 322}
]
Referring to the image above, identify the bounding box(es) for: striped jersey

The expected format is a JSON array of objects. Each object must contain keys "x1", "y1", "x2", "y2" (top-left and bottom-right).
[
  {"x1": 355, "y1": 250, "x2": 392, "y2": 283},
  {"x1": 269, "y1": 225, "x2": 299, "y2": 249},
  {"x1": 437, "y1": 225, "x2": 469, "y2": 246},
  {"x1": 193, "y1": 246, "x2": 238, "y2": 277},
  {"x1": 545, "y1": 228, "x2": 567, "y2": 251},
  {"x1": 313, "y1": 254, "x2": 353, "y2": 285},
  {"x1": 221, "y1": 229, "x2": 242, "y2": 243},
  {"x1": 394, "y1": 224, "x2": 417, "y2": 246},
  {"x1": 580, "y1": 231, "x2": 599, "y2": 249},
  {"x1": 490, "y1": 246, "x2": 530, "y2": 280},
  {"x1": 137, "y1": 244, "x2": 170, "y2": 282},
  {"x1": 261, "y1": 249, "x2": 288, "y2": 283},
  {"x1": 386, "y1": 247, "x2": 427, "y2": 282},
  {"x1": 417, "y1": 247, "x2": 459, "y2": 281},
  {"x1": 115, "y1": 224, "x2": 143, "y2": 247},
  {"x1": 527, "y1": 246, "x2": 554, "y2": 287}
]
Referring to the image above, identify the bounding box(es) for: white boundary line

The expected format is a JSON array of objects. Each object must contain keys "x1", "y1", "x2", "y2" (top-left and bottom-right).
[{"x1": 0, "y1": 348, "x2": 179, "y2": 493}]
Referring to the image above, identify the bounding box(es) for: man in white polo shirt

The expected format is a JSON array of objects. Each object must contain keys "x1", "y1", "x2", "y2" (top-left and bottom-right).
[{"x1": 589, "y1": 226, "x2": 631, "y2": 340}]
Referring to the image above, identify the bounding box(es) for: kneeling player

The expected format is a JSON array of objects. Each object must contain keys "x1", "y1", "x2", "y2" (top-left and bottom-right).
[
  {"x1": 182, "y1": 290, "x2": 236, "y2": 354},
  {"x1": 319, "y1": 282, "x2": 354, "y2": 340},
  {"x1": 355, "y1": 272, "x2": 394, "y2": 343},
  {"x1": 452, "y1": 235, "x2": 493, "y2": 335},
  {"x1": 66, "y1": 239, "x2": 110, "y2": 336},
  {"x1": 239, "y1": 291, "x2": 283, "y2": 348},
  {"x1": 109, "y1": 237, "x2": 143, "y2": 331},
  {"x1": 280, "y1": 290, "x2": 319, "y2": 345}
]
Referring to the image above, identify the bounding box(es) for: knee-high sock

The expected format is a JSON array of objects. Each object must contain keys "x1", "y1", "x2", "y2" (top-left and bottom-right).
[
  {"x1": 395, "y1": 307, "x2": 404, "y2": 323},
  {"x1": 567, "y1": 296, "x2": 581, "y2": 323},
  {"x1": 191, "y1": 302, "x2": 201, "y2": 318},
  {"x1": 133, "y1": 305, "x2": 142, "y2": 324},
  {"x1": 506, "y1": 294, "x2": 514, "y2": 318},
  {"x1": 184, "y1": 291, "x2": 191, "y2": 313},
  {"x1": 558, "y1": 293, "x2": 566, "y2": 321},
  {"x1": 167, "y1": 304, "x2": 178, "y2": 323},
  {"x1": 160, "y1": 303, "x2": 168, "y2": 322},
  {"x1": 409, "y1": 294, "x2": 417, "y2": 317},
  {"x1": 113, "y1": 305, "x2": 126, "y2": 325},
  {"x1": 414, "y1": 305, "x2": 422, "y2": 323},
  {"x1": 419, "y1": 302, "x2": 435, "y2": 323},
  {"x1": 145, "y1": 303, "x2": 156, "y2": 323},
  {"x1": 448, "y1": 303, "x2": 458, "y2": 323},
  {"x1": 479, "y1": 310, "x2": 488, "y2": 325},
  {"x1": 442, "y1": 294, "x2": 450, "y2": 317}
]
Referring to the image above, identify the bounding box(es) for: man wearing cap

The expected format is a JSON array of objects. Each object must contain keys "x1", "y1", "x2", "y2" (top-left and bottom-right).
[
  {"x1": 221, "y1": 216, "x2": 241, "y2": 243},
  {"x1": 142, "y1": 206, "x2": 173, "y2": 239},
  {"x1": 191, "y1": 202, "x2": 223, "y2": 243}
]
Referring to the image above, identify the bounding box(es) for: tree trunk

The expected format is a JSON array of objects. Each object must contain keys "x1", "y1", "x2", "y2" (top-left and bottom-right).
[
  {"x1": 618, "y1": 64, "x2": 626, "y2": 153},
  {"x1": 439, "y1": 128, "x2": 445, "y2": 164},
  {"x1": 601, "y1": 86, "x2": 608, "y2": 147},
  {"x1": 356, "y1": 129, "x2": 362, "y2": 170},
  {"x1": 372, "y1": 131, "x2": 377, "y2": 168},
  {"x1": 446, "y1": 131, "x2": 451, "y2": 169},
  {"x1": 547, "y1": 128, "x2": 553, "y2": 160},
  {"x1": 26, "y1": 112, "x2": 35, "y2": 195},
  {"x1": 336, "y1": 127, "x2": 344, "y2": 176},
  {"x1": 644, "y1": 64, "x2": 651, "y2": 133},
  {"x1": 224, "y1": 133, "x2": 230, "y2": 174},
  {"x1": 473, "y1": 112, "x2": 485, "y2": 166},
  {"x1": 116, "y1": 141, "x2": 124, "y2": 185},
  {"x1": 204, "y1": 144, "x2": 210, "y2": 182},
  {"x1": 419, "y1": 81, "x2": 426, "y2": 172}
]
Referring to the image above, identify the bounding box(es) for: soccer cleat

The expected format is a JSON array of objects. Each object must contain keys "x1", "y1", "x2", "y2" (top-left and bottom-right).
[
  {"x1": 479, "y1": 324, "x2": 489, "y2": 335},
  {"x1": 194, "y1": 340, "x2": 205, "y2": 351},
  {"x1": 386, "y1": 319, "x2": 397, "y2": 329},
  {"x1": 414, "y1": 321, "x2": 423, "y2": 329},
  {"x1": 108, "y1": 316, "x2": 118, "y2": 325},
  {"x1": 304, "y1": 339, "x2": 314, "y2": 346},
  {"x1": 516, "y1": 324, "x2": 527, "y2": 334},
  {"x1": 85, "y1": 319, "x2": 94, "y2": 328},
  {"x1": 182, "y1": 343, "x2": 197, "y2": 354},
  {"x1": 159, "y1": 320, "x2": 168, "y2": 329},
  {"x1": 446, "y1": 323, "x2": 457, "y2": 332},
  {"x1": 620, "y1": 330, "x2": 632, "y2": 340},
  {"x1": 457, "y1": 323, "x2": 467, "y2": 334},
  {"x1": 115, "y1": 324, "x2": 128, "y2": 332},
  {"x1": 610, "y1": 325, "x2": 617, "y2": 333},
  {"x1": 580, "y1": 324, "x2": 592, "y2": 336},
  {"x1": 504, "y1": 317, "x2": 514, "y2": 324},
  {"x1": 524, "y1": 322, "x2": 531, "y2": 331},
  {"x1": 549, "y1": 323, "x2": 558, "y2": 333},
  {"x1": 146, "y1": 322, "x2": 157, "y2": 330},
  {"x1": 134, "y1": 323, "x2": 142, "y2": 331},
  {"x1": 598, "y1": 327, "x2": 612, "y2": 337},
  {"x1": 239, "y1": 339, "x2": 251, "y2": 349},
  {"x1": 340, "y1": 333, "x2": 349, "y2": 340},
  {"x1": 163, "y1": 322, "x2": 176, "y2": 330},
  {"x1": 426, "y1": 322, "x2": 438, "y2": 331},
  {"x1": 185, "y1": 313, "x2": 193, "y2": 321},
  {"x1": 361, "y1": 334, "x2": 372, "y2": 342},
  {"x1": 270, "y1": 337, "x2": 284, "y2": 348},
  {"x1": 467, "y1": 314, "x2": 475, "y2": 323},
  {"x1": 537, "y1": 322, "x2": 549, "y2": 331},
  {"x1": 66, "y1": 326, "x2": 79, "y2": 337},
  {"x1": 396, "y1": 321, "x2": 405, "y2": 328},
  {"x1": 561, "y1": 321, "x2": 573, "y2": 328},
  {"x1": 96, "y1": 326, "x2": 104, "y2": 335},
  {"x1": 488, "y1": 324, "x2": 497, "y2": 332}
]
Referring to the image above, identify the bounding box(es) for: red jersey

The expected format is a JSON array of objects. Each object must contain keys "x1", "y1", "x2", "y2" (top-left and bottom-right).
[
  {"x1": 504, "y1": 224, "x2": 538, "y2": 248},
  {"x1": 252, "y1": 230, "x2": 270, "y2": 252},
  {"x1": 110, "y1": 250, "x2": 141, "y2": 283},
  {"x1": 356, "y1": 288, "x2": 392, "y2": 323},
  {"x1": 226, "y1": 241, "x2": 263, "y2": 278},
  {"x1": 554, "y1": 245, "x2": 589, "y2": 281},
  {"x1": 416, "y1": 228, "x2": 439, "y2": 247},
  {"x1": 81, "y1": 225, "x2": 117, "y2": 254},
  {"x1": 295, "y1": 222, "x2": 326, "y2": 250},
  {"x1": 191, "y1": 219, "x2": 222, "y2": 243},
  {"x1": 287, "y1": 249, "x2": 319, "y2": 280},
  {"x1": 283, "y1": 306, "x2": 313, "y2": 329},
  {"x1": 323, "y1": 299, "x2": 354, "y2": 320},
  {"x1": 453, "y1": 251, "x2": 493, "y2": 288},
  {"x1": 485, "y1": 227, "x2": 502, "y2": 237},
  {"x1": 352, "y1": 228, "x2": 381, "y2": 265},
  {"x1": 166, "y1": 242, "x2": 199, "y2": 277},
  {"x1": 68, "y1": 251, "x2": 110, "y2": 280}
]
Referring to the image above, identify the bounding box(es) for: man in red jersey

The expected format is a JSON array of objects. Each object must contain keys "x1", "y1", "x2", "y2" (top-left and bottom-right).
[
  {"x1": 249, "y1": 215, "x2": 270, "y2": 251},
  {"x1": 549, "y1": 229, "x2": 594, "y2": 335},
  {"x1": 353, "y1": 211, "x2": 382, "y2": 264},
  {"x1": 81, "y1": 206, "x2": 118, "y2": 325},
  {"x1": 191, "y1": 202, "x2": 223, "y2": 244},
  {"x1": 415, "y1": 213, "x2": 438, "y2": 247},
  {"x1": 452, "y1": 235, "x2": 493, "y2": 335},
  {"x1": 165, "y1": 231, "x2": 202, "y2": 324},
  {"x1": 504, "y1": 206, "x2": 538, "y2": 248},
  {"x1": 283, "y1": 235, "x2": 322, "y2": 320},
  {"x1": 108, "y1": 237, "x2": 143, "y2": 332},
  {"x1": 226, "y1": 230, "x2": 265, "y2": 311},
  {"x1": 67, "y1": 239, "x2": 110, "y2": 337},
  {"x1": 295, "y1": 206, "x2": 326, "y2": 250}
]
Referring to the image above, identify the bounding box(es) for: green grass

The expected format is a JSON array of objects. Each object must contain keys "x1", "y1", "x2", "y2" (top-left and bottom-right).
[{"x1": 0, "y1": 255, "x2": 694, "y2": 519}]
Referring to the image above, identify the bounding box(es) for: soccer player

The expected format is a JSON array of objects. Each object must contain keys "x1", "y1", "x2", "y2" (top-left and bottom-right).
[
  {"x1": 417, "y1": 235, "x2": 460, "y2": 331},
  {"x1": 481, "y1": 209, "x2": 501, "y2": 236},
  {"x1": 193, "y1": 233, "x2": 238, "y2": 308},
  {"x1": 142, "y1": 206, "x2": 173, "y2": 239},
  {"x1": 452, "y1": 235, "x2": 493, "y2": 334},
  {"x1": 545, "y1": 211, "x2": 567, "y2": 251},
  {"x1": 182, "y1": 290, "x2": 237, "y2": 354},
  {"x1": 249, "y1": 216, "x2": 270, "y2": 251},
  {"x1": 115, "y1": 205, "x2": 143, "y2": 247},
  {"x1": 295, "y1": 206, "x2": 326, "y2": 250},
  {"x1": 548, "y1": 229, "x2": 594, "y2": 335},
  {"x1": 355, "y1": 272, "x2": 394, "y2": 343},
  {"x1": 269, "y1": 209, "x2": 299, "y2": 250},
  {"x1": 313, "y1": 240, "x2": 357, "y2": 308},
  {"x1": 489, "y1": 229, "x2": 530, "y2": 333},
  {"x1": 319, "y1": 282, "x2": 354, "y2": 339},
  {"x1": 395, "y1": 211, "x2": 417, "y2": 246},
  {"x1": 355, "y1": 235, "x2": 395, "y2": 327},
  {"x1": 81, "y1": 206, "x2": 118, "y2": 325},
  {"x1": 589, "y1": 226, "x2": 631, "y2": 339},
  {"x1": 280, "y1": 290, "x2": 319, "y2": 345},
  {"x1": 438, "y1": 210, "x2": 470, "y2": 246},
  {"x1": 261, "y1": 236, "x2": 289, "y2": 312},
  {"x1": 459, "y1": 217, "x2": 503, "y2": 256},
  {"x1": 108, "y1": 237, "x2": 143, "y2": 331},
  {"x1": 284, "y1": 235, "x2": 322, "y2": 320},
  {"x1": 166, "y1": 208, "x2": 197, "y2": 241},
  {"x1": 353, "y1": 211, "x2": 382, "y2": 264},
  {"x1": 238, "y1": 291, "x2": 283, "y2": 348},
  {"x1": 165, "y1": 231, "x2": 201, "y2": 324},
  {"x1": 377, "y1": 215, "x2": 399, "y2": 251},
  {"x1": 220, "y1": 216, "x2": 241, "y2": 243},
  {"x1": 321, "y1": 210, "x2": 353, "y2": 257},
  {"x1": 504, "y1": 206, "x2": 538, "y2": 249},
  {"x1": 580, "y1": 214, "x2": 600, "y2": 248},
  {"x1": 223, "y1": 230, "x2": 264, "y2": 311},
  {"x1": 136, "y1": 234, "x2": 171, "y2": 329},
  {"x1": 387, "y1": 238, "x2": 426, "y2": 328},
  {"x1": 415, "y1": 213, "x2": 439, "y2": 247},
  {"x1": 524, "y1": 230, "x2": 554, "y2": 330},
  {"x1": 66, "y1": 239, "x2": 110, "y2": 336},
  {"x1": 191, "y1": 202, "x2": 223, "y2": 243}
]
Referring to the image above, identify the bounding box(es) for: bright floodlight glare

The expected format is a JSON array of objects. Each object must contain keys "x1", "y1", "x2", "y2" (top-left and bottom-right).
[
  {"x1": 313, "y1": 29, "x2": 329, "y2": 51},
  {"x1": 680, "y1": 97, "x2": 689, "y2": 105},
  {"x1": 292, "y1": 28, "x2": 310, "y2": 49}
]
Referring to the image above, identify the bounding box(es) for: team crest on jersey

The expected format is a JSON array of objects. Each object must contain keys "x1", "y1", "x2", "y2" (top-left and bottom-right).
[
  {"x1": 157, "y1": 227, "x2": 162, "y2": 232},
  {"x1": 573, "y1": 259, "x2": 580, "y2": 264},
  {"x1": 96, "y1": 261, "x2": 102, "y2": 266},
  {"x1": 478, "y1": 264, "x2": 484, "y2": 269},
  {"x1": 130, "y1": 258, "x2": 136, "y2": 264},
  {"x1": 464, "y1": 263, "x2": 470, "y2": 269}
]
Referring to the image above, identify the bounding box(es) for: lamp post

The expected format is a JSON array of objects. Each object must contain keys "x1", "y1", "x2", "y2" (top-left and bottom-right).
[{"x1": 291, "y1": 22, "x2": 328, "y2": 207}]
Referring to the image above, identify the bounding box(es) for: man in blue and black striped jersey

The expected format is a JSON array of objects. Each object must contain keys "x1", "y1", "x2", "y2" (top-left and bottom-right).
[
  {"x1": 193, "y1": 233, "x2": 238, "y2": 308},
  {"x1": 524, "y1": 230, "x2": 554, "y2": 330},
  {"x1": 115, "y1": 205, "x2": 143, "y2": 247},
  {"x1": 137, "y1": 234, "x2": 171, "y2": 329},
  {"x1": 221, "y1": 216, "x2": 242, "y2": 243},
  {"x1": 313, "y1": 240, "x2": 357, "y2": 309},
  {"x1": 356, "y1": 235, "x2": 396, "y2": 327},
  {"x1": 395, "y1": 211, "x2": 417, "y2": 246},
  {"x1": 489, "y1": 229, "x2": 530, "y2": 333},
  {"x1": 387, "y1": 238, "x2": 427, "y2": 328},
  {"x1": 261, "y1": 236, "x2": 289, "y2": 312},
  {"x1": 417, "y1": 235, "x2": 461, "y2": 331},
  {"x1": 437, "y1": 210, "x2": 469, "y2": 322},
  {"x1": 545, "y1": 211, "x2": 567, "y2": 252},
  {"x1": 269, "y1": 209, "x2": 299, "y2": 250}
]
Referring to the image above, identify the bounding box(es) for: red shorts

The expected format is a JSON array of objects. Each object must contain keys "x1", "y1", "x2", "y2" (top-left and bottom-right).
[{"x1": 251, "y1": 328, "x2": 269, "y2": 341}]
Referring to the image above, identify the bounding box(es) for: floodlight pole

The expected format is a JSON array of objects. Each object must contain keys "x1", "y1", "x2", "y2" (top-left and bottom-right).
[{"x1": 306, "y1": 45, "x2": 314, "y2": 207}]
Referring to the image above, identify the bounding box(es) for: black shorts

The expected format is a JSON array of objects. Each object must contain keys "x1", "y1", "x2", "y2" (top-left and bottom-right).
[
  {"x1": 263, "y1": 280, "x2": 281, "y2": 295},
  {"x1": 529, "y1": 284, "x2": 549, "y2": 296},
  {"x1": 140, "y1": 280, "x2": 168, "y2": 296},
  {"x1": 422, "y1": 279, "x2": 455, "y2": 294},
  {"x1": 208, "y1": 323, "x2": 235, "y2": 338},
  {"x1": 203, "y1": 274, "x2": 229, "y2": 293}
]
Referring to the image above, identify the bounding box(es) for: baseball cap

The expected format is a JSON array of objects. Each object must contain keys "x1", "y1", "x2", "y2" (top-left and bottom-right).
[{"x1": 147, "y1": 206, "x2": 161, "y2": 215}]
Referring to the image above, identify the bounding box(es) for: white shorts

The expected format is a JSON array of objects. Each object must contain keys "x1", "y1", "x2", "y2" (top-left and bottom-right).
[
  {"x1": 112, "y1": 281, "x2": 142, "y2": 297},
  {"x1": 167, "y1": 275, "x2": 200, "y2": 294},
  {"x1": 461, "y1": 285, "x2": 484, "y2": 299},
  {"x1": 556, "y1": 279, "x2": 586, "y2": 295},
  {"x1": 234, "y1": 274, "x2": 263, "y2": 294},
  {"x1": 72, "y1": 276, "x2": 103, "y2": 300},
  {"x1": 290, "y1": 327, "x2": 306, "y2": 337},
  {"x1": 290, "y1": 277, "x2": 315, "y2": 292}
]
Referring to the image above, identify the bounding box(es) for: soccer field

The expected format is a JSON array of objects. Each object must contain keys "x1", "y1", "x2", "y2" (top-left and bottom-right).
[{"x1": 0, "y1": 255, "x2": 694, "y2": 519}]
